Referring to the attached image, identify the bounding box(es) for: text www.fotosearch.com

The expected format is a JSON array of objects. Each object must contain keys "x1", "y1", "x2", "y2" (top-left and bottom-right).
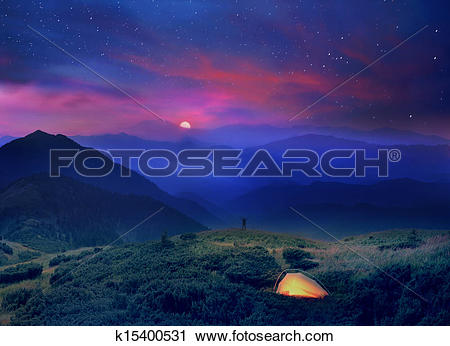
[{"x1": 195, "y1": 329, "x2": 334, "y2": 342}]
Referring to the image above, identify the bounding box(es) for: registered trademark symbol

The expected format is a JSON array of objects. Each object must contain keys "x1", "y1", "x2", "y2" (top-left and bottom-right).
[{"x1": 388, "y1": 149, "x2": 401, "y2": 162}]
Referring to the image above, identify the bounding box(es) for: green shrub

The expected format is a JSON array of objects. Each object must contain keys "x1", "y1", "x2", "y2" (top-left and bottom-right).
[
  {"x1": 180, "y1": 233, "x2": 197, "y2": 241},
  {"x1": 0, "y1": 242, "x2": 13, "y2": 255},
  {"x1": 49, "y1": 254, "x2": 75, "y2": 267},
  {"x1": 378, "y1": 231, "x2": 422, "y2": 251},
  {"x1": 1, "y1": 288, "x2": 37, "y2": 312},
  {"x1": 224, "y1": 247, "x2": 280, "y2": 288},
  {"x1": 49, "y1": 263, "x2": 76, "y2": 286},
  {"x1": 282, "y1": 248, "x2": 318, "y2": 270},
  {"x1": 17, "y1": 250, "x2": 41, "y2": 262},
  {"x1": 76, "y1": 250, "x2": 93, "y2": 260},
  {"x1": 0, "y1": 263, "x2": 43, "y2": 284}
]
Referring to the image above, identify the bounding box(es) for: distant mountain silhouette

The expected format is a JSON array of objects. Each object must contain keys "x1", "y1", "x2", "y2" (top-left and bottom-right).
[
  {"x1": 291, "y1": 126, "x2": 450, "y2": 146},
  {"x1": 0, "y1": 130, "x2": 84, "y2": 185},
  {"x1": 0, "y1": 136, "x2": 15, "y2": 147},
  {"x1": 176, "y1": 191, "x2": 235, "y2": 225},
  {"x1": 240, "y1": 134, "x2": 450, "y2": 183},
  {"x1": 71, "y1": 132, "x2": 229, "y2": 152},
  {"x1": 188, "y1": 124, "x2": 449, "y2": 147},
  {"x1": 0, "y1": 130, "x2": 223, "y2": 228},
  {"x1": 61, "y1": 131, "x2": 450, "y2": 203},
  {"x1": 0, "y1": 174, "x2": 205, "y2": 251},
  {"x1": 67, "y1": 131, "x2": 450, "y2": 202},
  {"x1": 2, "y1": 125, "x2": 448, "y2": 150},
  {"x1": 192, "y1": 124, "x2": 298, "y2": 147}
]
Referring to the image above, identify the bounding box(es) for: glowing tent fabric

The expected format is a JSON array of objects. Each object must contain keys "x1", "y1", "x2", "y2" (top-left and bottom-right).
[{"x1": 276, "y1": 272, "x2": 328, "y2": 299}]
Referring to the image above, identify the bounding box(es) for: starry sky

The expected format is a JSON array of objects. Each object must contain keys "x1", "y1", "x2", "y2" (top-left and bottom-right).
[{"x1": 0, "y1": 0, "x2": 449, "y2": 137}]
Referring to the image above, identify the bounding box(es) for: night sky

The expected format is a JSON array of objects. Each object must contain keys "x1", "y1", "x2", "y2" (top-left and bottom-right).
[{"x1": 0, "y1": 0, "x2": 449, "y2": 137}]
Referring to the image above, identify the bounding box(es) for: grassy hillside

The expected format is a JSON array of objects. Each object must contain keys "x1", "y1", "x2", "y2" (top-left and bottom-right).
[
  {"x1": 0, "y1": 241, "x2": 97, "y2": 325},
  {"x1": 0, "y1": 175, "x2": 206, "y2": 252},
  {"x1": 0, "y1": 228, "x2": 448, "y2": 325}
]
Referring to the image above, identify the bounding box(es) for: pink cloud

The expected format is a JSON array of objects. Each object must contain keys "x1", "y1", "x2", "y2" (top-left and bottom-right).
[
  {"x1": 124, "y1": 52, "x2": 396, "y2": 122},
  {"x1": 0, "y1": 83, "x2": 153, "y2": 136}
]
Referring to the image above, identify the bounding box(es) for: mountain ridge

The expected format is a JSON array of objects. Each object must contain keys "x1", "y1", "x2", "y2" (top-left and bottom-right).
[{"x1": 0, "y1": 130, "x2": 223, "y2": 228}]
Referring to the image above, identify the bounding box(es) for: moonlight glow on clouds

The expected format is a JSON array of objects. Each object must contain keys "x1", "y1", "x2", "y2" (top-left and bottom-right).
[{"x1": 0, "y1": 0, "x2": 449, "y2": 137}]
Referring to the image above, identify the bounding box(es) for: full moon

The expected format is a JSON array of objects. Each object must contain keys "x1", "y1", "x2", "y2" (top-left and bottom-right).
[{"x1": 179, "y1": 121, "x2": 191, "y2": 129}]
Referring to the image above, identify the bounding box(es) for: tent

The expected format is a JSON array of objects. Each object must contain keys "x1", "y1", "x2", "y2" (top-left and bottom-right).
[{"x1": 275, "y1": 272, "x2": 329, "y2": 299}]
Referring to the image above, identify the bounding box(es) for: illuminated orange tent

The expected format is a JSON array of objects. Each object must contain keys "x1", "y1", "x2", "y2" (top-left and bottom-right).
[{"x1": 275, "y1": 272, "x2": 328, "y2": 299}]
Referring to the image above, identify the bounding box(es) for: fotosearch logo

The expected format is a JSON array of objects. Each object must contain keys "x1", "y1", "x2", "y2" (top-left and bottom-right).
[{"x1": 50, "y1": 148, "x2": 401, "y2": 178}]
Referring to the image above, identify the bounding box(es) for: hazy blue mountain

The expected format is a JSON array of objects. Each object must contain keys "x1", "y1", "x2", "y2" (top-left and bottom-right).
[
  {"x1": 195, "y1": 125, "x2": 449, "y2": 147},
  {"x1": 0, "y1": 174, "x2": 205, "y2": 251},
  {"x1": 67, "y1": 132, "x2": 450, "y2": 204},
  {"x1": 191, "y1": 124, "x2": 300, "y2": 147},
  {"x1": 123, "y1": 122, "x2": 301, "y2": 146},
  {"x1": 176, "y1": 191, "x2": 236, "y2": 227},
  {"x1": 290, "y1": 126, "x2": 450, "y2": 145},
  {"x1": 240, "y1": 134, "x2": 450, "y2": 183},
  {"x1": 71, "y1": 132, "x2": 228, "y2": 151},
  {"x1": 6, "y1": 124, "x2": 447, "y2": 152},
  {"x1": 189, "y1": 124, "x2": 449, "y2": 147}
]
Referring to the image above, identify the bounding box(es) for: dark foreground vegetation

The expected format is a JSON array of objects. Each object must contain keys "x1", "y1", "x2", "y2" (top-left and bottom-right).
[
  {"x1": 0, "y1": 242, "x2": 13, "y2": 255},
  {"x1": 0, "y1": 263, "x2": 43, "y2": 285},
  {"x1": 0, "y1": 229, "x2": 448, "y2": 325}
]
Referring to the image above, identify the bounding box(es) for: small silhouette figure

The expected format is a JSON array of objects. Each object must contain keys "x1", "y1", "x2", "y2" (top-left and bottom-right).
[{"x1": 241, "y1": 218, "x2": 247, "y2": 231}]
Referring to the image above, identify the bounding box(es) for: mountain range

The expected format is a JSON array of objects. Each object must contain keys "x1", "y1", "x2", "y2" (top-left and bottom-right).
[
  {"x1": 71, "y1": 132, "x2": 229, "y2": 152},
  {"x1": 0, "y1": 128, "x2": 448, "y2": 243},
  {"x1": 73, "y1": 131, "x2": 449, "y2": 201},
  {"x1": 0, "y1": 131, "x2": 223, "y2": 229},
  {"x1": 112, "y1": 121, "x2": 450, "y2": 147}
]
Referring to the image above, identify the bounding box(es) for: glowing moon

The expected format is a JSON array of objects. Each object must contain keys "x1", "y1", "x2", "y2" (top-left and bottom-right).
[{"x1": 179, "y1": 121, "x2": 191, "y2": 129}]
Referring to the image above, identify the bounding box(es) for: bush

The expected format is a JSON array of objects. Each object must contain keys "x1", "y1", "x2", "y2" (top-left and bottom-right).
[
  {"x1": 1, "y1": 288, "x2": 37, "y2": 312},
  {"x1": 0, "y1": 263, "x2": 43, "y2": 284},
  {"x1": 378, "y1": 231, "x2": 423, "y2": 251},
  {"x1": 76, "y1": 250, "x2": 93, "y2": 260},
  {"x1": 49, "y1": 254, "x2": 75, "y2": 267},
  {"x1": 225, "y1": 247, "x2": 280, "y2": 287},
  {"x1": 282, "y1": 248, "x2": 318, "y2": 270},
  {"x1": 180, "y1": 233, "x2": 197, "y2": 241},
  {"x1": 0, "y1": 242, "x2": 13, "y2": 255},
  {"x1": 49, "y1": 263, "x2": 76, "y2": 286},
  {"x1": 17, "y1": 250, "x2": 41, "y2": 262}
]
